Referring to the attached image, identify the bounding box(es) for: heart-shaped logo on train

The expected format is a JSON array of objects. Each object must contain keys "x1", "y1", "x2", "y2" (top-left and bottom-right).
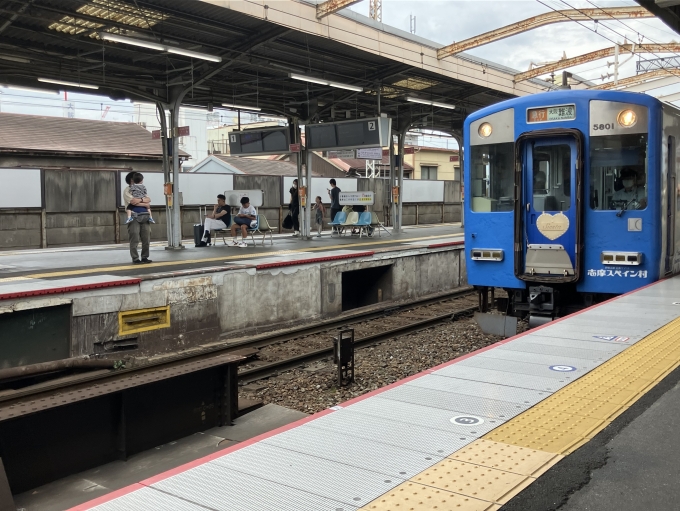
[{"x1": 536, "y1": 212, "x2": 570, "y2": 241}]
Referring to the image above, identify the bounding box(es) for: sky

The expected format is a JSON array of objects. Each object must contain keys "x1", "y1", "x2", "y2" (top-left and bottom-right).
[{"x1": 2, "y1": 0, "x2": 680, "y2": 150}]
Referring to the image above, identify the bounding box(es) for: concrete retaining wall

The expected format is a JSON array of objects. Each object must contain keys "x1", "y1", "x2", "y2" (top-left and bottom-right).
[{"x1": 0, "y1": 247, "x2": 465, "y2": 360}]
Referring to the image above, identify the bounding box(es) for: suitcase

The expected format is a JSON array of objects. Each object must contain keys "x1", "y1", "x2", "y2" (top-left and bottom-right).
[{"x1": 194, "y1": 206, "x2": 210, "y2": 247}]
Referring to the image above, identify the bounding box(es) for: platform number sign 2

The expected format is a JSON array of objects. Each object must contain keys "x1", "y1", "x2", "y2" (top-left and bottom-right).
[{"x1": 368, "y1": 121, "x2": 376, "y2": 131}]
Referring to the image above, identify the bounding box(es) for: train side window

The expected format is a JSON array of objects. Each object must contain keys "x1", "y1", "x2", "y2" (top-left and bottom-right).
[
  {"x1": 470, "y1": 142, "x2": 514, "y2": 212},
  {"x1": 589, "y1": 134, "x2": 648, "y2": 211}
]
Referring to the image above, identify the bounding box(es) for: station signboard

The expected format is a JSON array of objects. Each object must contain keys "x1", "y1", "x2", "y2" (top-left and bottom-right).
[
  {"x1": 229, "y1": 127, "x2": 291, "y2": 156},
  {"x1": 339, "y1": 191, "x2": 375, "y2": 206},
  {"x1": 356, "y1": 147, "x2": 383, "y2": 160},
  {"x1": 306, "y1": 117, "x2": 392, "y2": 152}
]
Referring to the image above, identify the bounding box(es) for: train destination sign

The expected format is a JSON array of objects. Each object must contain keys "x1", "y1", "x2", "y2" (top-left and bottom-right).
[
  {"x1": 229, "y1": 127, "x2": 291, "y2": 156},
  {"x1": 527, "y1": 104, "x2": 576, "y2": 123},
  {"x1": 306, "y1": 117, "x2": 392, "y2": 151}
]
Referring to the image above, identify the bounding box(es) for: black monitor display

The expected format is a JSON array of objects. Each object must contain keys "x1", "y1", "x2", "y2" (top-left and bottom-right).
[
  {"x1": 239, "y1": 131, "x2": 263, "y2": 153},
  {"x1": 230, "y1": 127, "x2": 291, "y2": 156},
  {"x1": 308, "y1": 124, "x2": 337, "y2": 149},
  {"x1": 262, "y1": 130, "x2": 288, "y2": 153}
]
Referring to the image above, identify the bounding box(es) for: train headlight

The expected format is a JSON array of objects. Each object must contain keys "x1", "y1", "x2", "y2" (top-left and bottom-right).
[
  {"x1": 478, "y1": 123, "x2": 493, "y2": 138},
  {"x1": 617, "y1": 109, "x2": 637, "y2": 128}
]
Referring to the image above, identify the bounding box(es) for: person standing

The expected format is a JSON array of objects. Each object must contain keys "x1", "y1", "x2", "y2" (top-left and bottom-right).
[
  {"x1": 328, "y1": 179, "x2": 341, "y2": 223},
  {"x1": 313, "y1": 196, "x2": 325, "y2": 237},
  {"x1": 289, "y1": 179, "x2": 301, "y2": 237},
  {"x1": 123, "y1": 172, "x2": 152, "y2": 265}
]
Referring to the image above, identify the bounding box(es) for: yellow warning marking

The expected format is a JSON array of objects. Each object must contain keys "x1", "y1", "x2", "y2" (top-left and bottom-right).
[
  {"x1": 359, "y1": 481, "x2": 500, "y2": 511},
  {"x1": 361, "y1": 315, "x2": 680, "y2": 510},
  {"x1": 448, "y1": 440, "x2": 563, "y2": 478},
  {"x1": 410, "y1": 459, "x2": 534, "y2": 505},
  {"x1": 118, "y1": 306, "x2": 171, "y2": 336},
  {"x1": 0, "y1": 276, "x2": 34, "y2": 283},
  {"x1": 10, "y1": 233, "x2": 463, "y2": 280}
]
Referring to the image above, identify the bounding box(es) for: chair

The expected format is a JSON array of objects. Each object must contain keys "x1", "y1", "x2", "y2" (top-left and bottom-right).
[
  {"x1": 210, "y1": 216, "x2": 232, "y2": 246},
  {"x1": 355, "y1": 212, "x2": 372, "y2": 238},
  {"x1": 329, "y1": 211, "x2": 347, "y2": 237},
  {"x1": 341, "y1": 212, "x2": 360, "y2": 236},
  {"x1": 249, "y1": 214, "x2": 274, "y2": 246},
  {"x1": 370, "y1": 212, "x2": 391, "y2": 237}
]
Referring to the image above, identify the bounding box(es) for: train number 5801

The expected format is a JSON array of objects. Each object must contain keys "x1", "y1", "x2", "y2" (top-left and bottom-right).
[{"x1": 593, "y1": 123, "x2": 614, "y2": 131}]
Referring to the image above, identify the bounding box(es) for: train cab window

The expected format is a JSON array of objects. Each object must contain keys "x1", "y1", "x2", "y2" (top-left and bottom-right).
[
  {"x1": 532, "y1": 144, "x2": 571, "y2": 212},
  {"x1": 590, "y1": 134, "x2": 648, "y2": 211},
  {"x1": 470, "y1": 142, "x2": 514, "y2": 212}
]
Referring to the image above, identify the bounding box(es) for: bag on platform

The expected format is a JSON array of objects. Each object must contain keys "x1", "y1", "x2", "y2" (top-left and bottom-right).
[
  {"x1": 282, "y1": 213, "x2": 293, "y2": 230},
  {"x1": 194, "y1": 206, "x2": 209, "y2": 247}
]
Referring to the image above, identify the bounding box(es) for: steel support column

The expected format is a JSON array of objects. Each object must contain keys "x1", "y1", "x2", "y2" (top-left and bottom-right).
[
  {"x1": 304, "y1": 149, "x2": 313, "y2": 239},
  {"x1": 396, "y1": 126, "x2": 408, "y2": 234},
  {"x1": 168, "y1": 90, "x2": 188, "y2": 250},
  {"x1": 452, "y1": 132, "x2": 464, "y2": 228},
  {"x1": 157, "y1": 102, "x2": 173, "y2": 246}
]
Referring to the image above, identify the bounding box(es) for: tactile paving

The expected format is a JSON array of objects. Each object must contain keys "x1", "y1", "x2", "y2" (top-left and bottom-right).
[
  {"x1": 380, "y1": 385, "x2": 531, "y2": 420},
  {"x1": 449, "y1": 440, "x2": 562, "y2": 478},
  {"x1": 484, "y1": 423, "x2": 587, "y2": 454},
  {"x1": 213, "y1": 442, "x2": 399, "y2": 506},
  {"x1": 344, "y1": 397, "x2": 503, "y2": 436},
  {"x1": 410, "y1": 459, "x2": 534, "y2": 505},
  {"x1": 359, "y1": 482, "x2": 500, "y2": 511},
  {"x1": 307, "y1": 408, "x2": 475, "y2": 456},
  {"x1": 433, "y1": 365, "x2": 568, "y2": 392},
  {"x1": 405, "y1": 375, "x2": 549, "y2": 405},
  {"x1": 262, "y1": 423, "x2": 440, "y2": 479},
  {"x1": 152, "y1": 462, "x2": 360, "y2": 511}
]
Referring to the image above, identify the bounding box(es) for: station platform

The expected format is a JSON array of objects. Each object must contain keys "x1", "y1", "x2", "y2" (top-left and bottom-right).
[
  {"x1": 67, "y1": 275, "x2": 680, "y2": 511},
  {"x1": 0, "y1": 224, "x2": 463, "y2": 293}
]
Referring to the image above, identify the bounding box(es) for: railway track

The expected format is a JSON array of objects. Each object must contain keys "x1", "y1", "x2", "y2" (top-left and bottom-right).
[{"x1": 237, "y1": 303, "x2": 479, "y2": 383}]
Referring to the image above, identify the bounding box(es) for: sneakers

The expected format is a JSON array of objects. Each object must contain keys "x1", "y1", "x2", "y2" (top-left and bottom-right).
[
  {"x1": 141, "y1": 258, "x2": 153, "y2": 264},
  {"x1": 237, "y1": 241, "x2": 248, "y2": 248},
  {"x1": 148, "y1": 217, "x2": 156, "y2": 224},
  {"x1": 125, "y1": 217, "x2": 134, "y2": 224},
  {"x1": 292, "y1": 231, "x2": 300, "y2": 237},
  {"x1": 230, "y1": 240, "x2": 239, "y2": 246},
  {"x1": 132, "y1": 259, "x2": 142, "y2": 264}
]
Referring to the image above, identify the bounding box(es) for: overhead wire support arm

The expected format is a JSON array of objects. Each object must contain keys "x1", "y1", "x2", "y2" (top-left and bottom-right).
[
  {"x1": 316, "y1": 0, "x2": 363, "y2": 19},
  {"x1": 515, "y1": 43, "x2": 680, "y2": 83},
  {"x1": 437, "y1": 6, "x2": 654, "y2": 59},
  {"x1": 593, "y1": 68, "x2": 680, "y2": 90}
]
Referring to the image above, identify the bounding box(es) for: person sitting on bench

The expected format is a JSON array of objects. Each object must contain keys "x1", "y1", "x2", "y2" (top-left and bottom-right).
[
  {"x1": 202, "y1": 194, "x2": 231, "y2": 244},
  {"x1": 230, "y1": 196, "x2": 257, "y2": 248}
]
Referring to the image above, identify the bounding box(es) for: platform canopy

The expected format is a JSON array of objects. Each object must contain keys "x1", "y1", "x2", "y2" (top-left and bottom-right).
[{"x1": 0, "y1": 0, "x2": 552, "y2": 132}]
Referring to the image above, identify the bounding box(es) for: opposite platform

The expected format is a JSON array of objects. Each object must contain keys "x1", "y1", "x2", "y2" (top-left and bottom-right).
[{"x1": 70, "y1": 276, "x2": 680, "y2": 511}]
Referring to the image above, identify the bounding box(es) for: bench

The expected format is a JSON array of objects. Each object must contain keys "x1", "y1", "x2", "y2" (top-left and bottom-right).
[{"x1": 210, "y1": 214, "x2": 273, "y2": 247}]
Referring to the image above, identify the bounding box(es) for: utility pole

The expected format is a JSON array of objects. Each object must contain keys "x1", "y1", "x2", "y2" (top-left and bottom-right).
[{"x1": 369, "y1": 0, "x2": 382, "y2": 22}]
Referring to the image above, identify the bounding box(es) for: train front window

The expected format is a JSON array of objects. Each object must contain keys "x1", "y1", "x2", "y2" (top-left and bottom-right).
[
  {"x1": 590, "y1": 134, "x2": 648, "y2": 211},
  {"x1": 470, "y1": 142, "x2": 514, "y2": 212},
  {"x1": 532, "y1": 143, "x2": 571, "y2": 212}
]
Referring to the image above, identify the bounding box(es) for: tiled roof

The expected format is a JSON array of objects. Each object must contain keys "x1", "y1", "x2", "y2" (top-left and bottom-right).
[
  {"x1": 216, "y1": 155, "x2": 320, "y2": 176},
  {"x1": 0, "y1": 112, "x2": 189, "y2": 159}
]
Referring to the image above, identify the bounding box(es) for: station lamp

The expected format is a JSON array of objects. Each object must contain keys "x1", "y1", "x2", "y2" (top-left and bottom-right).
[
  {"x1": 406, "y1": 97, "x2": 456, "y2": 110},
  {"x1": 38, "y1": 78, "x2": 99, "y2": 90},
  {"x1": 289, "y1": 73, "x2": 363, "y2": 92},
  {"x1": 222, "y1": 103, "x2": 262, "y2": 112},
  {"x1": 100, "y1": 33, "x2": 222, "y2": 63}
]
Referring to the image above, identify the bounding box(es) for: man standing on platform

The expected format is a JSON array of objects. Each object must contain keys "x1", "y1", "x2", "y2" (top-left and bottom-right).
[
  {"x1": 328, "y1": 179, "x2": 341, "y2": 223},
  {"x1": 123, "y1": 172, "x2": 152, "y2": 265}
]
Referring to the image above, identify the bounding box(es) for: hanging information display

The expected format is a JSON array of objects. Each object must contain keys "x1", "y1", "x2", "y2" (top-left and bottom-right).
[
  {"x1": 339, "y1": 191, "x2": 375, "y2": 206},
  {"x1": 229, "y1": 127, "x2": 291, "y2": 156},
  {"x1": 306, "y1": 117, "x2": 392, "y2": 151}
]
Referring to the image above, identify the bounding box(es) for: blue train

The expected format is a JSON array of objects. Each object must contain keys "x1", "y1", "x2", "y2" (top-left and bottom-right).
[{"x1": 464, "y1": 89, "x2": 679, "y2": 326}]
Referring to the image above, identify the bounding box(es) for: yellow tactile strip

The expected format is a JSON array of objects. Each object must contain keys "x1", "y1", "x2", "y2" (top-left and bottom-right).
[{"x1": 360, "y1": 315, "x2": 680, "y2": 510}]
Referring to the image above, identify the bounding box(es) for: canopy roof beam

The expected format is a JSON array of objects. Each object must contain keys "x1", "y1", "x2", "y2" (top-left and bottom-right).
[
  {"x1": 438, "y1": 6, "x2": 653, "y2": 59},
  {"x1": 316, "y1": 0, "x2": 362, "y2": 19},
  {"x1": 515, "y1": 43, "x2": 680, "y2": 82},
  {"x1": 594, "y1": 68, "x2": 680, "y2": 90}
]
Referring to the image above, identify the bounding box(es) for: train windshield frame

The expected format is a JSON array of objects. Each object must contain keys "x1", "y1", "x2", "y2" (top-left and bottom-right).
[{"x1": 589, "y1": 133, "x2": 648, "y2": 211}]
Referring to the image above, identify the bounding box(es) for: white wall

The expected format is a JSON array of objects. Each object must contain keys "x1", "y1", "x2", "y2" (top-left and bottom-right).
[
  {"x1": 120, "y1": 173, "x2": 234, "y2": 206},
  {"x1": 402, "y1": 180, "x2": 445, "y2": 203},
  {"x1": 0, "y1": 169, "x2": 42, "y2": 208}
]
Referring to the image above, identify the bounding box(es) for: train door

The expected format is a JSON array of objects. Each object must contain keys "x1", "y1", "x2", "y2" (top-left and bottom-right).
[
  {"x1": 666, "y1": 136, "x2": 676, "y2": 275},
  {"x1": 522, "y1": 137, "x2": 578, "y2": 278}
]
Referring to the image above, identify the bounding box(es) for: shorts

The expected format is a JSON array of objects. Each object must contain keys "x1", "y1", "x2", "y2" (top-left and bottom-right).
[
  {"x1": 127, "y1": 203, "x2": 147, "y2": 211},
  {"x1": 234, "y1": 217, "x2": 252, "y2": 227},
  {"x1": 315, "y1": 212, "x2": 323, "y2": 224}
]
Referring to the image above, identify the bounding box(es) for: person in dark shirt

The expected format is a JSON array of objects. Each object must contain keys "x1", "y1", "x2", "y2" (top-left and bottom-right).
[
  {"x1": 289, "y1": 179, "x2": 300, "y2": 236},
  {"x1": 328, "y1": 179, "x2": 341, "y2": 223},
  {"x1": 124, "y1": 171, "x2": 152, "y2": 264},
  {"x1": 202, "y1": 194, "x2": 231, "y2": 243}
]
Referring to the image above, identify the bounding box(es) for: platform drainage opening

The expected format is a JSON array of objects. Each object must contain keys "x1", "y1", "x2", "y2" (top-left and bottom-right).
[{"x1": 341, "y1": 265, "x2": 393, "y2": 312}]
